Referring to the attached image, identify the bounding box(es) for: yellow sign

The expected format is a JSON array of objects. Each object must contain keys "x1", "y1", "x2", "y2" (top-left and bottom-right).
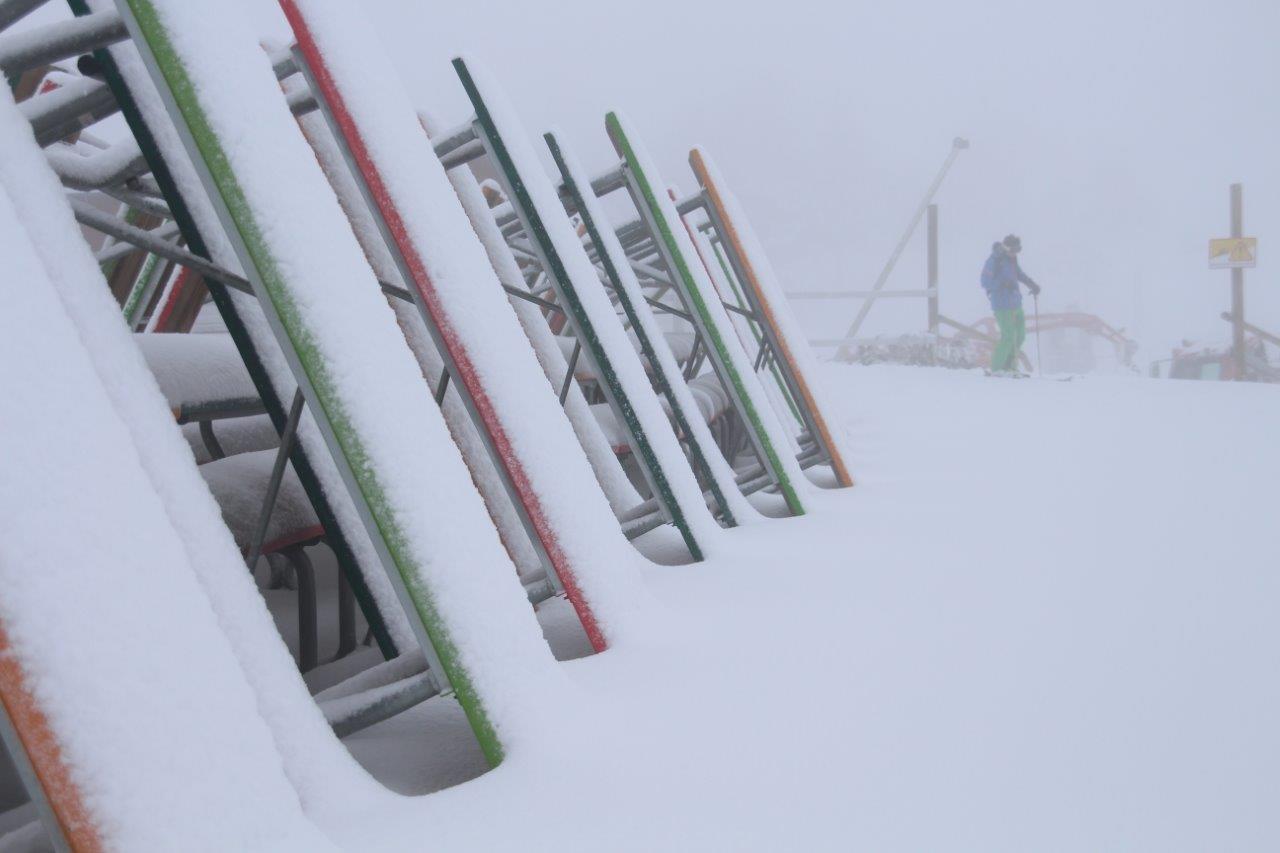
[{"x1": 1209, "y1": 237, "x2": 1257, "y2": 269}]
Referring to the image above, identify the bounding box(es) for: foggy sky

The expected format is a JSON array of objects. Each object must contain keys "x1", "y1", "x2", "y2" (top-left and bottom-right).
[
  {"x1": 22, "y1": 0, "x2": 1280, "y2": 360},
  {"x1": 348, "y1": 0, "x2": 1280, "y2": 360}
]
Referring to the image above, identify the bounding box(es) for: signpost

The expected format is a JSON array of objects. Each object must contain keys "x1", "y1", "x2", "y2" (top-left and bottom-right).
[
  {"x1": 1211, "y1": 184, "x2": 1256, "y2": 379},
  {"x1": 1209, "y1": 237, "x2": 1257, "y2": 269}
]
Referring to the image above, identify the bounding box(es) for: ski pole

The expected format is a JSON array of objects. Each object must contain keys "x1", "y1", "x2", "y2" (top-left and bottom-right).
[{"x1": 1033, "y1": 293, "x2": 1043, "y2": 376}]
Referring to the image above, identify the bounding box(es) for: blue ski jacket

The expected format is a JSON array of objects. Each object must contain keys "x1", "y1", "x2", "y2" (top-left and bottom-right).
[{"x1": 981, "y1": 243, "x2": 1035, "y2": 311}]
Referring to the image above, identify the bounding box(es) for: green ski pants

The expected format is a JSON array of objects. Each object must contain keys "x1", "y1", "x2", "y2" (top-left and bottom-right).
[{"x1": 991, "y1": 308, "x2": 1026, "y2": 372}]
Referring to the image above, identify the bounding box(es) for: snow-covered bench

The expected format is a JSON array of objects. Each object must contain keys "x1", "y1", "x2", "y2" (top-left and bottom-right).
[
  {"x1": 134, "y1": 332, "x2": 276, "y2": 461},
  {"x1": 591, "y1": 373, "x2": 734, "y2": 454},
  {"x1": 555, "y1": 329, "x2": 697, "y2": 386},
  {"x1": 199, "y1": 449, "x2": 352, "y2": 673},
  {"x1": 136, "y1": 332, "x2": 350, "y2": 672}
]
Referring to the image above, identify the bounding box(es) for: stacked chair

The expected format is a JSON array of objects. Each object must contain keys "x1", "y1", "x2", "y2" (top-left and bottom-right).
[{"x1": 0, "y1": 0, "x2": 854, "y2": 847}]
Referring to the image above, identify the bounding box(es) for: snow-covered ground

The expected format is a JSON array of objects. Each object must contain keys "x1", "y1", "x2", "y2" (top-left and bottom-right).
[
  {"x1": 321, "y1": 364, "x2": 1279, "y2": 851},
  {"x1": 3, "y1": 359, "x2": 1276, "y2": 850}
]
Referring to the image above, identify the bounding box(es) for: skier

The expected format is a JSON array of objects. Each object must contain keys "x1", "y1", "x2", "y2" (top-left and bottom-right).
[{"x1": 981, "y1": 234, "x2": 1041, "y2": 375}]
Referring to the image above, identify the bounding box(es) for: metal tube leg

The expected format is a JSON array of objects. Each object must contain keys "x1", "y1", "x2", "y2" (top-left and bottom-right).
[
  {"x1": 334, "y1": 559, "x2": 356, "y2": 661},
  {"x1": 264, "y1": 551, "x2": 293, "y2": 589},
  {"x1": 286, "y1": 546, "x2": 318, "y2": 673},
  {"x1": 197, "y1": 418, "x2": 225, "y2": 461},
  {"x1": 245, "y1": 388, "x2": 304, "y2": 570}
]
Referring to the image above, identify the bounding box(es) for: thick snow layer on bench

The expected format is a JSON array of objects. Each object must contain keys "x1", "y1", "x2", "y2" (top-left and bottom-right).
[
  {"x1": 455, "y1": 57, "x2": 722, "y2": 548},
  {"x1": 44, "y1": 138, "x2": 145, "y2": 189},
  {"x1": 554, "y1": 330, "x2": 695, "y2": 380},
  {"x1": 588, "y1": 404, "x2": 627, "y2": 453},
  {"x1": 131, "y1": 0, "x2": 564, "y2": 757},
  {"x1": 182, "y1": 414, "x2": 279, "y2": 464},
  {"x1": 593, "y1": 376, "x2": 736, "y2": 455},
  {"x1": 431, "y1": 136, "x2": 642, "y2": 517},
  {"x1": 548, "y1": 134, "x2": 756, "y2": 524},
  {"x1": 686, "y1": 374, "x2": 734, "y2": 425},
  {"x1": 282, "y1": 2, "x2": 654, "y2": 641},
  {"x1": 200, "y1": 449, "x2": 321, "y2": 551},
  {"x1": 85, "y1": 0, "x2": 418, "y2": 677},
  {"x1": 0, "y1": 75, "x2": 396, "y2": 830},
  {"x1": 285, "y1": 70, "x2": 542, "y2": 581},
  {"x1": 662, "y1": 330, "x2": 697, "y2": 364},
  {"x1": 135, "y1": 332, "x2": 258, "y2": 409},
  {"x1": 314, "y1": 650, "x2": 427, "y2": 705},
  {"x1": 0, "y1": 181, "x2": 334, "y2": 850}
]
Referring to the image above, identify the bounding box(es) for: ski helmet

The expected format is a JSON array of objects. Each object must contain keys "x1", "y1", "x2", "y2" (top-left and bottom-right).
[{"x1": 1002, "y1": 234, "x2": 1022, "y2": 253}]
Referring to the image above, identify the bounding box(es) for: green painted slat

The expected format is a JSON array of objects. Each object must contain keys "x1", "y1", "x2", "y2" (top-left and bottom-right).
[
  {"x1": 454, "y1": 57, "x2": 705, "y2": 560},
  {"x1": 67, "y1": 0, "x2": 400, "y2": 659},
  {"x1": 545, "y1": 132, "x2": 737, "y2": 528},
  {"x1": 121, "y1": 249, "x2": 160, "y2": 326},
  {"x1": 123, "y1": 0, "x2": 501, "y2": 764},
  {"x1": 605, "y1": 112, "x2": 804, "y2": 515}
]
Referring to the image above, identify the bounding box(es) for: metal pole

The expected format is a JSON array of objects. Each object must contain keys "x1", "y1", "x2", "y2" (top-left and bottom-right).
[
  {"x1": 0, "y1": 0, "x2": 49, "y2": 33},
  {"x1": 927, "y1": 203, "x2": 938, "y2": 334},
  {"x1": 1230, "y1": 183, "x2": 1245, "y2": 380},
  {"x1": 25, "y1": 78, "x2": 120, "y2": 147},
  {"x1": 0, "y1": 10, "x2": 127, "y2": 77},
  {"x1": 559, "y1": 340, "x2": 581, "y2": 405},
  {"x1": 835, "y1": 137, "x2": 968, "y2": 359},
  {"x1": 245, "y1": 389, "x2": 305, "y2": 571},
  {"x1": 1220, "y1": 312, "x2": 1280, "y2": 349},
  {"x1": 433, "y1": 369, "x2": 450, "y2": 405},
  {"x1": 80, "y1": 0, "x2": 401, "y2": 659}
]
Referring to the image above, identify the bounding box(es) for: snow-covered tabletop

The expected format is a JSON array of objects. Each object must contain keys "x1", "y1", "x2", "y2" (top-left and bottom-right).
[
  {"x1": 134, "y1": 332, "x2": 263, "y2": 419},
  {"x1": 199, "y1": 448, "x2": 322, "y2": 553}
]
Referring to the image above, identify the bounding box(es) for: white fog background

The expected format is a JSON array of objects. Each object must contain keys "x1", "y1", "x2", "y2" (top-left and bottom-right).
[
  {"x1": 29, "y1": 0, "x2": 1280, "y2": 361},
  {"x1": 285, "y1": 0, "x2": 1280, "y2": 362}
]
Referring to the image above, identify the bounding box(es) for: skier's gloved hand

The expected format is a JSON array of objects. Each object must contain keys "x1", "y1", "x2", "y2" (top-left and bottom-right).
[{"x1": 1027, "y1": 281, "x2": 1042, "y2": 297}]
